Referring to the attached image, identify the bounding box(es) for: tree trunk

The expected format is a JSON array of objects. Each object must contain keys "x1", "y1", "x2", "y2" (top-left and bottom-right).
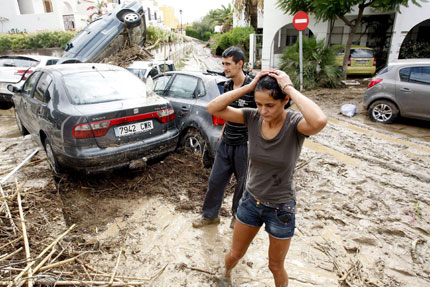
[{"x1": 341, "y1": 4, "x2": 365, "y2": 79}]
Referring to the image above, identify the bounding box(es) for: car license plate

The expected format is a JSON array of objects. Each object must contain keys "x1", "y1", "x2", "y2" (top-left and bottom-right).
[
  {"x1": 115, "y1": 120, "x2": 153, "y2": 137},
  {"x1": 356, "y1": 60, "x2": 369, "y2": 64}
]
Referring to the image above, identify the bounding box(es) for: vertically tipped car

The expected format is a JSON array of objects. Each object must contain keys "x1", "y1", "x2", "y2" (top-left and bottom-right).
[
  {"x1": 58, "y1": 0, "x2": 146, "y2": 64},
  {"x1": 9, "y1": 63, "x2": 179, "y2": 174}
]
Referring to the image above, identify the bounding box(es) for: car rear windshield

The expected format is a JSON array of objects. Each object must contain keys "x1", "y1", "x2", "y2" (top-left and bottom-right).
[
  {"x1": 350, "y1": 49, "x2": 374, "y2": 58},
  {"x1": 64, "y1": 70, "x2": 147, "y2": 105},
  {"x1": 0, "y1": 56, "x2": 39, "y2": 67}
]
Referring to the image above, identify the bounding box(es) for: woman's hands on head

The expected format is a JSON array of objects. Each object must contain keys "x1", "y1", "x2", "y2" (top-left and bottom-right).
[
  {"x1": 248, "y1": 70, "x2": 270, "y2": 90},
  {"x1": 267, "y1": 70, "x2": 294, "y2": 94}
]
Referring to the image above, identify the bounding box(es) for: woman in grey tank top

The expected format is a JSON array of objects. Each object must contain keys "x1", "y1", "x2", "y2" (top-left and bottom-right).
[{"x1": 206, "y1": 70, "x2": 327, "y2": 287}]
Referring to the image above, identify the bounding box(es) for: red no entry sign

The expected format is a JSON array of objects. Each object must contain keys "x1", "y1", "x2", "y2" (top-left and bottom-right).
[{"x1": 293, "y1": 11, "x2": 309, "y2": 31}]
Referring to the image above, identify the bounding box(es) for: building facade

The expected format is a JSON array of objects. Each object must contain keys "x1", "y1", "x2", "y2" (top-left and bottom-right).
[
  {"x1": 0, "y1": 0, "x2": 167, "y2": 34},
  {"x1": 258, "y1": 0, "x2": 430, "y2": 69}
]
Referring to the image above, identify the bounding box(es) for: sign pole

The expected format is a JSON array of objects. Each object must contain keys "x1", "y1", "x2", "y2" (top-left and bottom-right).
[
  {"x1": 299, "y1": 30, "x2": 303, "y2": 91},
  {"x1": 292, "y1": 11, "x2": 309, "y2": 91}
]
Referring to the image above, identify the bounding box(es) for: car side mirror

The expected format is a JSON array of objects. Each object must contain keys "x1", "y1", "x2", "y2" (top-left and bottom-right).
[{"x1": 7, "y1": 84, "x2": 20, "y2": 93}]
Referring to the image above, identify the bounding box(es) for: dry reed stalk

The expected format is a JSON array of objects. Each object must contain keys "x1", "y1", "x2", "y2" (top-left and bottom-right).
[
  {"x1": 10, "y1": 224, "x2": 75, "y2": 287},
  {"x1": 16, "y1": 183, "x2": 32, "y2": 287}
]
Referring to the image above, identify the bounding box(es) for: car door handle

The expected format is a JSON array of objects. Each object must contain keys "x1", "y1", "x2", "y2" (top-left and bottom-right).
[
  {"x1": 181, "y1": 106, "x2": 190, "y2": 111},
  {"x1": 400, "y1": 88, "x2": 411, "y2": 92}
]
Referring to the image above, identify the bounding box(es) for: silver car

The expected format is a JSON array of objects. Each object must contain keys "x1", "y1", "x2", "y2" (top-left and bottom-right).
[
  {"x1": 363, "y1": 59, "x2": 430, "y2": 123},
  {"x1": 9, "y1": 63, "x2": 179, "y2": 174},
  {"x1": 152, "y1": 71, "x2": 227, "y2": 167},
  {"x1": 0, "y1": 55, "x2": 58, "y2": 109}
]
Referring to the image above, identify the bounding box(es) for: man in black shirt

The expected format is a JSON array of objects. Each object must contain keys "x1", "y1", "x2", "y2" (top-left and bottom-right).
[{"x1": 193, "y1": 47, "x2": 256, "y2": 228}]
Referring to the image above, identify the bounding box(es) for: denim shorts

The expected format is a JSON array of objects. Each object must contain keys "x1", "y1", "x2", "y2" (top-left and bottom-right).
[{"x1": 236, "y1": 191, "x2": 296, "y2": 239}]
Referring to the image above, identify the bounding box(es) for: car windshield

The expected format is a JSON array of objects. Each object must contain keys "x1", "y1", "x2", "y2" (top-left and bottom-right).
[
  {"x1": 0, "y1": 56, "x2": 39, "y2": 67},
  {"x1": 64, "y1": 70, "x2": 147, "y2": 105},
  {"x1": 127, "y1": 68, "x2": 147, "y2": 80},
  {"x1": 351, "y1": 49, "x2": 373, "y2": 58}
]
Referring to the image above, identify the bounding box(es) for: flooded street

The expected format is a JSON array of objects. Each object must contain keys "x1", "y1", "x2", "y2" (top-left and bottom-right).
[{"x1": 1, "y1": 41, "x2": 429, "y2": 286}]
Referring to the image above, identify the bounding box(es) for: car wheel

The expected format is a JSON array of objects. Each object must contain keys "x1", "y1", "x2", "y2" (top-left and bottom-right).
[
  {"x1": 368, "y1": 100, "x2": 399, "y2": 124},
  {"x1": 122, "y1": 12, "x2": 141, "y2": 28},
  {"x1": 183, "y1": 128, "x2": 212, "y2": 168},
  {"x1": 44, "y1": 138, "x2": 62, "y2": 174},
  {"x1": 14, "y1": 110, "x2": 29, "y2": 136}
]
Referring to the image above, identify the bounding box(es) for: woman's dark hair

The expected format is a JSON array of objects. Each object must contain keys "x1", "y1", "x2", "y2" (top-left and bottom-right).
[{"x1": 255, "y1": 75, "x2": 291, "y2": 108}]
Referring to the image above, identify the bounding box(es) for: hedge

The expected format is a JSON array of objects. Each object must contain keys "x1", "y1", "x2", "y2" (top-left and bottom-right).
[{"x1": 0, "y1": 31, "x2": 76, "y2": 51}]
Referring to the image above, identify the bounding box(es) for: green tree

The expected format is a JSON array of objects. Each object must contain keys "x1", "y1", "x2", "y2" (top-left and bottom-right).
[
  {"x1": 276, "y1": 0, "x2": 421, "y2": 77},
  {"x1": 279, "y1": 36, "x2": 343, "y2": 89}
]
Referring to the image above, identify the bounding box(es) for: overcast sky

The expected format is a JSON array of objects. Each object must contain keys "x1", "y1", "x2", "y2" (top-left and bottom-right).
[{"x1": 156, "y1": 0, "x2": 233, "y2": 24}]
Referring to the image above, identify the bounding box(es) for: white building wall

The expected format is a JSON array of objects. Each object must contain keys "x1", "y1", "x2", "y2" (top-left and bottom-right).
[
  {"x1": 17, "y1": 0, "x2": 34, "y2": 14},
  {"x1": 1, "y1": 0, "x2": 65, "y2": 33},
  {"x1": 233, "y1": 7, "x2": 264, "y2": 29},
  {"x1": 388, "y1": 2, "x2": 430, "y2": 62},
  {"x1": 262, "y1": 0, "x2": 328, "y2": 69}
]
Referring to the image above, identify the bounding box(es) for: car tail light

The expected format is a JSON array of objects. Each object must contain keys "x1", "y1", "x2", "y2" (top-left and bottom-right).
[
  {"x1": 73, "y1": 120, "x2": 111, "y2": 139},
  {"x1": 15, "y1": 69, "x2": 33, "y2": 80},
  {"x1": 72, "y1": 108, "x2": 175, "y2": 139},
  {"x1": 212, "y1": 115, "x2": 226, "y2": 126},
  {"x1": 373, "y1": 58, "x2": 376, "y2": 66},
  {"x1": 156, "y1": 108, "x2": 175, "y2": 123},
  {"x1": 347, "y1": 58, "x2": 351, "y2": 66},
  {"x1": 368, "y1": 78, "x2": 382, "y2": 89}
]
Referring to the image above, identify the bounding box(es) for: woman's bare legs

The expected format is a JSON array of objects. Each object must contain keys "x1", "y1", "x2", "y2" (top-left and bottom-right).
[
  {"x1": 268, "y1": 235, "x2": 292, "y2": 287},
  {"x1": 224, "y1": 220, "x2": 260, "y2": 278}
]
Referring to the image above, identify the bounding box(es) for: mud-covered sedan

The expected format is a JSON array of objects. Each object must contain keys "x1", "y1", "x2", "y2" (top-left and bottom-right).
[{"x1": 9, "y1": 63, "x2": 179, "y2": 174}]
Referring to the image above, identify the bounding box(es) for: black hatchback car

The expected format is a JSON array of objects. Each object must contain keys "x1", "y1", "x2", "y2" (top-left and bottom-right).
[
  {"x1": 152, "y1": 71, "x2": 227, "y2": 167},
  {"x1": 9, "y1": 63, "x2": 179, "y2": 174},
  {"x1": 58, "y1": 0, "x2": 146, "y2": 64}
]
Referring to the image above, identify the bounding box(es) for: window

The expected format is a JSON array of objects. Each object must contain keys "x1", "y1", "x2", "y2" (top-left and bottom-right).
[
  {"x1": 22, "y1": 72, "x2": 41, "y2": 96},
  {"x1": 147, "y1": 8, "x2": 151, "y2": 20},
  {"x1": 46, "y1": 59, "x2": 58, "y2": 65},
  {"x1": 399, "y1": 66, "x2": 430, "y2": 85},
  {"x1": 148, "y1": 68, "x2": 159, "y2": 78},
  {"x1": 409, "y1": 67, "x2": 430, "y2": 85},
  {"x1": 127, "y1": 68, "x2": 147, "y2": 81},
  {"x1": 350, "y1": 49, "x2": 374, "y2": 58},
  {"x1": 153, "y1": 75, "x2": 172, "y2": 95},
  {"x1": 0, "y1": 56, "x2": 39, "y2": 67},
  {"x1": 194, "y1": 80, "x2": 206, "y2": 97},
  {"x1": 64, "y1": 70, "x2": 147, "y2": 105},
  {"x1": 168, "y1": 75, "x2": 199, "y2": 99},
  {"x1": 43, "y1": 0, "x2": 53, "y2": 13},
  {"x1": 399, "y1": 68, "x2": 410, "y2": 82},
  {"x1": 34, "y1": 73, "x2": 53, "y2": 102}
]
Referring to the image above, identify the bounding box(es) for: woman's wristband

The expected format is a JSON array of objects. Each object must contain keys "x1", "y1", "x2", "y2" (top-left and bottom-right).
[{"x1": 282, "y1": 83, "x2": 294, "y2": 94}]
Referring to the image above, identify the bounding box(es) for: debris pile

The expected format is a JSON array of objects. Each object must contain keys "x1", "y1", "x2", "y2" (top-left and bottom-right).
[{"x1": 101, "y1": 44, "x2": 153, "y2": 68}]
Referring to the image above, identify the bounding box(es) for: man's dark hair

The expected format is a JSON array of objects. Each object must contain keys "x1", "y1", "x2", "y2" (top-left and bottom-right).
[
  {"x1": 222, "y1": 46, "x2": 245, "y2": 64},
  {"x1": 255, "y1": 75, "x2": 290, "y2": 108}
]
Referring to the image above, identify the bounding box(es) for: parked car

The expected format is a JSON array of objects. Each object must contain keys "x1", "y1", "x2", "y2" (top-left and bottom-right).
[
  {"x1": 127, "y1": 59, "x2": 175, "y2": 83},
  {"x1": 8, "y1": 63, "x2": 179, "y2": 174},
  {"x1": 363, "y1": 59, "x2": 430, "y2": 123},
  {"x1": 151, "y1": 71, "x2": 227, "y2": 167},
  {"x1": 57, "y1": 0, "x2": 146, "y2": 64},
  {"x1": 334, "y1": 45, "x2": 376, "y2": 76},
  {"x1": 0, "y1": 55, "x2": 58, "y2": 109}
]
